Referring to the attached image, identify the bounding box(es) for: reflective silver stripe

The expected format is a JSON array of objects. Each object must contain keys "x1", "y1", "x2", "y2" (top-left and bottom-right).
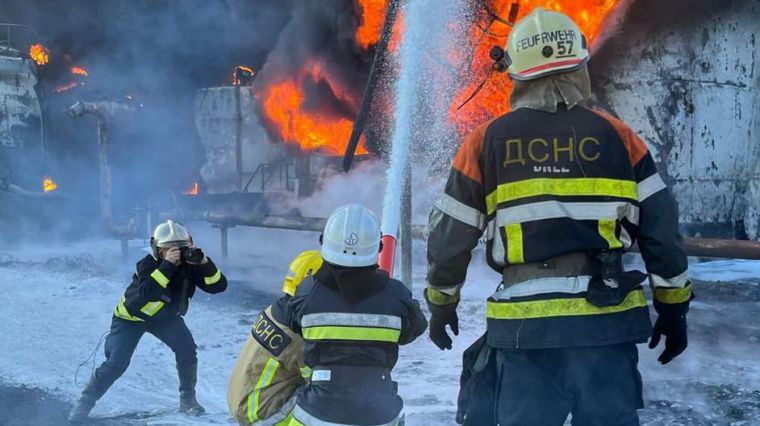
[
  {"x1": 256, "y1": 394, "x2": 298, "y2": 426},
  {"x1": 495, "y1": 201, "x2": 639, "y2": 226},
  {"x1": 435, "y1": 194, "x2": 486, "y2": 230},
  {"x1": 485, "y1": 218, "x2": 497, "y2": 240},
  {"x1": 637, "y1": 174, "x2": 667, "y2": 202},
  {"x1": 650, "y1": 270, "x2": 690, "y2": 288},
  {"x1": 293, "y1": 404, "x2": 399, "y2": 426},
  {"x1": 301, "y1": 313, "x2": 401, "y2": 330},
  {"x1": 619, "y1": 227, "x2": 633, "y2": 249},
  {"x1": 491, "y1": 276, "x2": 592, "y2": 300},
  {"x1": 488, "y1": 219, "x2": 507, "y2": 267}
]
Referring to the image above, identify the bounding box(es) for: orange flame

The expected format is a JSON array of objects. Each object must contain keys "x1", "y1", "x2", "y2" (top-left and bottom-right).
[
  {"x1": 258, "y1": 60, "x2": 367, "y2": 156},
  {"x1": 71, "y1": 66, "x2": 89, "y2": 76},
  {"x1": 183, "y1": 182, "x2": 199, "y2": 195},
  {"x1": 43, "y1": 177, "x2": 58, "y2": 193},
  {"x1": 355, "y1": 0, "x2": 389, "y2": 49},
  {"x1": 450, "y1": 0, "x2": 620, "y2": 133},
  {"x1": 29, "y1": 43, "x2": 50, "y2": 66},
  {"x1": 353, "y1": 1, "x2": 621, "y2": 134}
]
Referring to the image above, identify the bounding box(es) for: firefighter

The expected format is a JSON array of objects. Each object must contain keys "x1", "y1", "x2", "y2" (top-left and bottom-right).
[
  {"x1": 279, "y1": 203, "x2": 427, "y2": 426},
  {"x1": 426, "y1": 8, "x2": 692, "y2": 426},
  {"x1": 227, "y1": 250, "x2": 323, "y2": 425},
  {"x1": 68, "y1": 220, "x2": 228, "y2": 423}
]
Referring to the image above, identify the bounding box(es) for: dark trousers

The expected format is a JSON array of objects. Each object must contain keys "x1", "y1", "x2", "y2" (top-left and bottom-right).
[
  {"x1": 83, "y1": 316, "x2": 197, "y2": 401},
  {"x1": 495, "y1": 343, "x2": 643, "y2": 426}
]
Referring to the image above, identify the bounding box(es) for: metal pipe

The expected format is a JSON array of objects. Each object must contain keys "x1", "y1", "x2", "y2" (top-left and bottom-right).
[
  {"x1": 235, "y1": 86, "x2": 243, "y2": 191},
  {"x1": 194, "y1": 211, "x2": 760, "y2": 261},
  {"x1": 221, "y1": 225, "x2": 229, "y2": 260},
  {"x1": 66, "y1": 100, "x2": 135, "y2": 238},
  {"x1": 342, "y1": 0, "x2": 401, "y2": 172},
  {"x1": 2, "y1": 183, "x2": 66, "y2": 198},
  {"x1": 677, "y1": 238, "x2": 760, "y2": 260}
]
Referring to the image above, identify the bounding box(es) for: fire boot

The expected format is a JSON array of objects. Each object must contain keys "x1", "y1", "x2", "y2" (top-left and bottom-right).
[
  {"x1": 177, "y1": 362, "x2": 205, "y2": 416},
  {"x1": 68, "y1": 373, "x2": 110, "y2": 423}
]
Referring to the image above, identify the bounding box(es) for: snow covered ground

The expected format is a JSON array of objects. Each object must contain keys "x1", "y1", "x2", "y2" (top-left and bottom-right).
[{"x1": 1, "y1": 223, "x2": 759, "y2": 425}]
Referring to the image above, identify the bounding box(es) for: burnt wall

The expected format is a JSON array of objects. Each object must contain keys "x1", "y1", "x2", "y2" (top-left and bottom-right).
[{"x1": 591, "y1": 0, "x2": 760, "y2": 238}]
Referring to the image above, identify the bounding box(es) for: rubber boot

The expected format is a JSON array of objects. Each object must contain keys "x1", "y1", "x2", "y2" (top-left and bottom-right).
[
  {"x1": 68, "y1": 373, "x2": 110, "y2": 423},
  {"x1": 177, "y1": 362, "x2": 205, "y2": 416}
]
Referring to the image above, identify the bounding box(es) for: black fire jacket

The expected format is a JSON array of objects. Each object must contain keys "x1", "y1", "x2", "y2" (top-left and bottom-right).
[
  {"x1": 114, "y1": 254, "x2": 227, "y2": 322},
  {"x1": 277, "y1": 264, "x2": 427, "y2": 425}
]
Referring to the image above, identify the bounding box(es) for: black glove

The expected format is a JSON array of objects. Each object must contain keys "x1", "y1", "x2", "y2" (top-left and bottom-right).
[
  {"x1": 648, "y1": 299, "x2": 690, "y2": 364},
  {"x1": 424, "y1": 288, "x2": 459, "y2": 350}
]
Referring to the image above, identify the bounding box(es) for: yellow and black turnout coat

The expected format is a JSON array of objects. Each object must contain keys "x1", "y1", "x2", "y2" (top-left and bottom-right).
[
  {"x1": 427, "y1": 105, "x2": 691, "y2": 349},
  {"x1": 114, "y1": 254, "x2": 227, "y2": 322}
]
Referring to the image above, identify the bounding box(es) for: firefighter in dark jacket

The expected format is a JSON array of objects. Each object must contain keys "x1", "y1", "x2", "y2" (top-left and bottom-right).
[
  {"x1": 280, "y1": 203, "x2": 427, "y2": 426},
  {"x1": 426, "y1": 8, "x2": 692, "y2": 426},
  {"x1": 68, "y1": 220, "x2": 228, "y2": 423}
]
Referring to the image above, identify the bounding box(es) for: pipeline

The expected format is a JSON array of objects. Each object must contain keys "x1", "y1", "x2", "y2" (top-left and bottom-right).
[{"x1": 194, "y1": 211, "x2": 760, "y2": 261}]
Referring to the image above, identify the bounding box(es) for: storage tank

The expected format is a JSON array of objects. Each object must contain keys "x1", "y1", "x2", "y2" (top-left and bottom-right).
[{"x1": 592, "y1": 0, "x2": 760, "y2": 238}]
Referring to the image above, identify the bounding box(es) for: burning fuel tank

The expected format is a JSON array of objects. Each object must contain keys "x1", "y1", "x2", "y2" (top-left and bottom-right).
[
  {"x1": 593, "y1": 0, "x2": 760, "y2": 239},
  {"x1": 194, "y1": 86, "x2": 291, "y2": 194},
  {"x1": 0, "y1": 32, "x2": 44, "y2": 188}
]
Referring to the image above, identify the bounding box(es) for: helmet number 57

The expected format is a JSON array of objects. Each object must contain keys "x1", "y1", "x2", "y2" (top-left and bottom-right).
[{"x1": 557, "y1": 41, "x2": 574, "y2": 56}]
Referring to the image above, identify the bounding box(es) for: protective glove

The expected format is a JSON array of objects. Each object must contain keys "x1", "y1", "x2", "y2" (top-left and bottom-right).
[
  {"x1": 424, "y1": 288, "x2": 459, "y2": 350},
  {"x1": 648, "y1": 298, "x2": 690, "y2": 364}
]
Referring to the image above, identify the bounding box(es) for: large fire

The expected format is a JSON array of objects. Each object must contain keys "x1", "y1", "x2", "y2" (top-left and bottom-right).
[
  {"x1": 355, "y1": 0, "x2": 389, "y2": 49},
  {"x1": 258, "y1": 1, "x2": 621, "y2": 156},
  {"x1": 258, "y1": 60, "x2": 367, "y2": 155},
  {"x1": 450, "y1": 0, "x2": 620, "y2": 133},
  {"x1": 29, "y1": 43, "x2": 50, "y2": 66}
]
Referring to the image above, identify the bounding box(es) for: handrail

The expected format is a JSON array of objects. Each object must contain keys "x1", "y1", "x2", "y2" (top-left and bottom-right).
[
  {"x1": 242, "y1": 162, "x2": 294, "y2": 193},
  {"x1": 0, "y1": 24, "x2": 42, "y2": 53}
]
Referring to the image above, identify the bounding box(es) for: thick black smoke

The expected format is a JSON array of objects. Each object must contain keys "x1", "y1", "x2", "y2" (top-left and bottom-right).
[
  {"x1": 252, "y1": 0, "x2": 374, "y2": 149},
  {"x1": 0, "y1": 0, "x2": 293, "y2": 238}
]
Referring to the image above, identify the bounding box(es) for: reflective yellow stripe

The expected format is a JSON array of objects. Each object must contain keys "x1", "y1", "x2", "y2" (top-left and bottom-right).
[
  {"x1": 114, "y1": 296, "x2": 143, "y2": 322},
  {"x1": 486, "y1": 289, "x2": 648, "y2": 320},
  {"x1": 247, "y1": 358, "x2": 280, "y2": 423},
  {"x1": 486, "y1": 178, "x2": 638, "y2": 215},
  {"x1": 150, "y1": 269, "x2": 170, "y2": 288},
  {"x1": 204, "y1": 269, "x2": 222, "y2": 285},
  {"x1": 598, "y1": 219, "x2": 623, "y2": 249},
  {"x1": 139, "y1": 301, "x2": 165, "y2": 317},
  {"x1": 299, "y1": 366, "x2": 312, "y2": 380},
  {"x1": 302, "y1": 326, "x2": 401, "y2": 342},
  {"x1": 426, "y1": 287, "x2": 459, "y2": 306},
  {"x1": 278, "y1": 413, "x2": 303, "y2": 426},
  {"x1": 654, "y1": 286, "x2": 692, "y2": 304},
  {"x1": 505, "y1": 223, "x2": 524, "y2": 264}
]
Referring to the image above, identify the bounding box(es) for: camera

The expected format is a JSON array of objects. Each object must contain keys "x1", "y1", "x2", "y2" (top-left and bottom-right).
[{"x1": 180, "y1": 247, "x2": 204, "y2": 263}]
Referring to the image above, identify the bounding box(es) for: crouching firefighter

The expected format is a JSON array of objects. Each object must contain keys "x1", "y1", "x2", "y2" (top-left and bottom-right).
[
  {"x1": 227, "y1": 250, "x2": 323, "y2": 425},
  {"x1": 68, "y1": 220, "x2": 228, "y2": 423},
  {"x1": 426, "y1": 8, "x2": 693, "y2": 426},
  {"x1": 279, "y1": 203, "x2": 427, "y2": 426}
]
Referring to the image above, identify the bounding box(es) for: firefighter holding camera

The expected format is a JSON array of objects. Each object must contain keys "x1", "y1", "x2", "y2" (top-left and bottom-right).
[{"x1": 69, "y1": 220, "x2": 228, "y2": 423}]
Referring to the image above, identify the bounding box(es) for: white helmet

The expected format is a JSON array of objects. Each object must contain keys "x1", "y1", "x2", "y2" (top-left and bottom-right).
[
  {"x1": 505, "y1": 7, "x2": 589, "y2": 81},
  {"x1": 150, "y1": 220, "x2": 192, "y2": 258},
  {"x1": 321, "y1": 203, "x2": 381, "y2": 267}
]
